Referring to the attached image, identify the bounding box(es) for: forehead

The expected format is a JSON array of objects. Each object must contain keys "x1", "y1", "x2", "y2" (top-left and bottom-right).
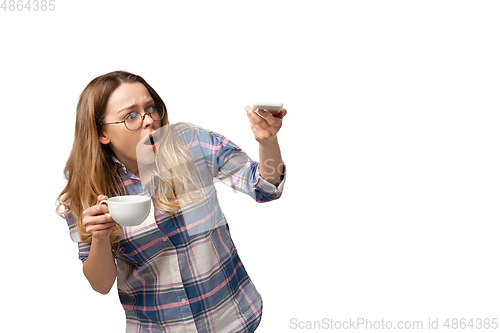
[{"x1": 106, "y1": 82, "x2": 152, "y2": 112}]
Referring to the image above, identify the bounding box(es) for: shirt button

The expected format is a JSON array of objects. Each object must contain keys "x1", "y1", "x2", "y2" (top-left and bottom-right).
[
  {"x1": 161, "y1": 237, "x2": 167, "y2": 242},
  {"x1": 181, "y1": 298, "x2": 187, "y2": 305}
]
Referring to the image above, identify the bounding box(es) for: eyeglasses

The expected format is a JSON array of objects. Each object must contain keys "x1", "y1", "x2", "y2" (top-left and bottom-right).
[{"x1": 100, "y1": 103, "x2": 165, "y2": 131}]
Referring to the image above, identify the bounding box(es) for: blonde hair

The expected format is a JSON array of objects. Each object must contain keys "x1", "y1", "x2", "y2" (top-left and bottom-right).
[
  {"x1": 56, "y1": 71, "x2": 199, "y2": 258},
  {"x1": 148, "y1": 123, "x2": 204, "y2": 213}
]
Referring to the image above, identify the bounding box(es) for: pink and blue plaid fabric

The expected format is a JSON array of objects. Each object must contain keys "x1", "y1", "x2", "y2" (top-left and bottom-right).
[{"x1": 65, "y1": 123, "x2": 286, "y2": 332}]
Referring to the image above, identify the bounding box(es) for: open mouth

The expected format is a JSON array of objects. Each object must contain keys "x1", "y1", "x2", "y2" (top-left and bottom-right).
[
  {"x1": 144, "y1": 136, "x2": 155, "y2": 146},
  {"x1": 143, "y1": 131, "x2": 157, "y2": 144},
  {"x1": 142, "y1": 131, "x2": 160, "y2": 154}
]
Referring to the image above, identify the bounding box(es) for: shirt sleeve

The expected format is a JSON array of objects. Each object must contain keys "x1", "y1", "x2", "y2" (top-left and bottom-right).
[
  {"x1": 64, "y1": 208, "x2": 90, "y2": 263},
  {"x1": 191, "y1": 123, "x2": 286, "y2": 203}
]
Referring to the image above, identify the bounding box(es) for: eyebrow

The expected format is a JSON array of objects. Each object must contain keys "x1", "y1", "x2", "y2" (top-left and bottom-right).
[{"x1": 117, "y1": 99, "x2": 155, "y2": 113}]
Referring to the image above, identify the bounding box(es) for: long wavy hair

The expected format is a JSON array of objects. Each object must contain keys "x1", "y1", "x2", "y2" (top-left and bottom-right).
[
  {"x1": 56, "y1": 71, "x2": 200, "y2": 258},
  {"x1": 147, "y1": 123, "x2": 204, "y2": 213}
]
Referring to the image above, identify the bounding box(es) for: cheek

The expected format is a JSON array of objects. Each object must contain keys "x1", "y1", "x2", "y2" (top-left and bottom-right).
[{"x1": 111, "y1": 132, "x2": 141, "y2": 157}]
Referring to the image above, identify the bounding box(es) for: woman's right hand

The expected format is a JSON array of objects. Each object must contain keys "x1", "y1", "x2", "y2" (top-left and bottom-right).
[{"x1": 82, "y1": 195, "x2": 117, "y2": 240}]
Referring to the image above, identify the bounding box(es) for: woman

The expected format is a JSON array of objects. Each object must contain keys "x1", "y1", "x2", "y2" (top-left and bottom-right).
[{"x1": 57, "y1": 71, "x2": 286, "y2": 332}]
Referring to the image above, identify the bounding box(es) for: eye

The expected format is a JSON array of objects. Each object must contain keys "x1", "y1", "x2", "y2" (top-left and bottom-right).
[
  {"x1": 126, "y1": 112, "x2": 138, "y2": 121},
  {"x1": 147, "y1": 105, "x2": 156, "y2": 114}
]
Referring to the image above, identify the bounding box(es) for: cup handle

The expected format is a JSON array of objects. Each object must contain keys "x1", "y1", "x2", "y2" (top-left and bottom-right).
[{"x1": 99, "y1": 200, "x2": 111, "y2": 218}]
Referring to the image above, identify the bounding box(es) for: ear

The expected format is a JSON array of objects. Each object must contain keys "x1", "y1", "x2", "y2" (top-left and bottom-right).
[{"x1": 99, "y1": 130, "x2": 111, "y2": 145}]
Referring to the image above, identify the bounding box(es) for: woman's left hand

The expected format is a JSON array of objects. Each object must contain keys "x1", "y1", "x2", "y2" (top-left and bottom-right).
[{"x1": 245, "y1": 106, "x2": 287, "y2": 144}]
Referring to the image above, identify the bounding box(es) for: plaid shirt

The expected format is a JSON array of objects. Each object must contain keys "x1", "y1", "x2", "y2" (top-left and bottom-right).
[{"x1": 66, "y1": 123, "x2": 286, "y2": 333}]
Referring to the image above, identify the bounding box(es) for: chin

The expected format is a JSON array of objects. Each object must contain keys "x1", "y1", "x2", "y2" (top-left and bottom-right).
[{"x1": 136, "y1": 149, "x2": 156, "y2": 166}]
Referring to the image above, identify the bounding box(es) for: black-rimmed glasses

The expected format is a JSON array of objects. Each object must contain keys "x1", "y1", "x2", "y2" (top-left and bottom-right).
[{"x1": 100, "y1": 103, "x2": 165, "y2": 131}]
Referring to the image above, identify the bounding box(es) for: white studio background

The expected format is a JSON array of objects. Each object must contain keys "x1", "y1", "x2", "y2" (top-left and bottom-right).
[{"x1": 1, "y1": 1, "x2": 499, "y2": 332}]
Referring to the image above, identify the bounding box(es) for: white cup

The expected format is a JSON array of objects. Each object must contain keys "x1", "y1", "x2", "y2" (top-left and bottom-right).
[{"x1": 99, "y1": 195, "x2": 151, "y2": 227}]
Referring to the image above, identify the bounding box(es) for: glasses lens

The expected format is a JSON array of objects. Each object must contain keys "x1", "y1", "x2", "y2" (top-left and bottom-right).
[
  {"x1": 151, "y1": 104, "x2": 165, "y2": 121},
  {"x1": 124, "y1": 112, "x2": 142, "y2": 131}
]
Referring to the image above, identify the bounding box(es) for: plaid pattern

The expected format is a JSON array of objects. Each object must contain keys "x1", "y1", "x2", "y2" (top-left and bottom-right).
[{"x1": 66, "y1": 124, "x2": 286, "y2": 332}]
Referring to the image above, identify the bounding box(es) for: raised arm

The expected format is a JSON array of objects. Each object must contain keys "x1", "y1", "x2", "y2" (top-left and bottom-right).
[{"x1": 246, "y1": 106, "x2": 287, "y2": 186}]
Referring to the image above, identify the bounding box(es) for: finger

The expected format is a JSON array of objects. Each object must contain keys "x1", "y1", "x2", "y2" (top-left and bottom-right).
[
  {"x1": 245, "y1": 106, "x2": 265, "y2": 120},
  {"x1": 248, "y1": 109, "x2": 282, "y2": 134},
  {"x1": 83, "y1": 214, "x2": 115, "y2": 228},
  {"x1": 256, "y1": 110, "x2": 277, "y2": 126},
  {"x1": 97, "y1": 195, "x2": 109, "y2": 204},
  {"x1": 245, "y1": 106, "x2": 263, "y2": 120},
  {"x1": 83, "y1": 195, "x2": 109, "y2": 217},
  {"x1": 254, "y1": 122, "x2": 280, "y2": 140},
  {"x1": 85, "y1": 222, "x2": 117, "y2": 234},
  {"x1": 278, "y1": 108, "x2": 287, "y2": 118},
  {"x1": 246, "y1": 106, "x2": 276, "y2": 127},
  {"x1": 83, "y1": 203, "x2": 109, "y2": 218},
  {"x1": 83, "y1": 221, "x2": 116, "y2": 232},
  {"x1": 82, "y1": 206, "x2": 113, "y2": 224},
  {"x1": 253, "y1": 112, "x2": 282, "y2": 132},
  {"x1": 86, "y1": 220, "x2": 116, "y2": 230}
]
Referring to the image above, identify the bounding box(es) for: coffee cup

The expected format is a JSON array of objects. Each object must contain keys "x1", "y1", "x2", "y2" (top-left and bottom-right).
[{"x1": 99, "y1": 195, "x2": 151, "y2": 227}]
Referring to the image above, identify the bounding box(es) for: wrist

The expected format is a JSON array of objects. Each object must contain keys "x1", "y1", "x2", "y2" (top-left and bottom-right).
[
  {"x1": 258, "y1": 136, "x2": 279, "y2": 148},
  {"x1": 91, "y1": 235, "x2": 112, "y2": 247}
]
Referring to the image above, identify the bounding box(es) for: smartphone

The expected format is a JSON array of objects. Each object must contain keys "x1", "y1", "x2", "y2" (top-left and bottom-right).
[{"x1": 252, "y1": 102, "x2": 284, "y2": 114}]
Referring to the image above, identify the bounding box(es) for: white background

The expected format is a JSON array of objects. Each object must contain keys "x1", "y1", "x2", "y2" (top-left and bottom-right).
[{"x1": 1, "y1": 1, "x2": 499, "y2": 332}]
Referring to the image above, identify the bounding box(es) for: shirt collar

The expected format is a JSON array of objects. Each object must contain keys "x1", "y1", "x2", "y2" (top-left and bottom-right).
[{"x1": 111, "y1": 156, "x2": 128, "y2": 174}]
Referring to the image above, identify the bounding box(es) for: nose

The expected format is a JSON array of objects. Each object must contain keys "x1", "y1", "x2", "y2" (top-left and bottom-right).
[{"x1": 141, "y1": 111, "x2": 155, "y2": 128}]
